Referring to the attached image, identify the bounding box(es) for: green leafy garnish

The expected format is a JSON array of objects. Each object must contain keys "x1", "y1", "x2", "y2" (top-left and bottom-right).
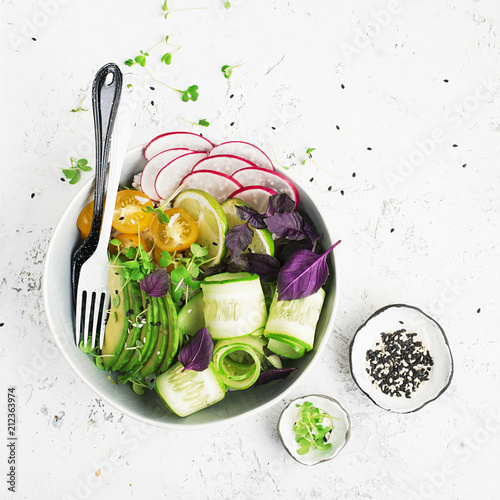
[
  {"x1": 161, "y1": 52, "x2": 172, "y2": 65},
  {"x1": 198, "y1": 119, "x2": 210, "y2": 127},
  {"x1": 61, "y1": 157, "x2": 92, "y2": 184},
  {"x1": 180, "y1": 84, "x2": 199, "y2": 102},
  {"x1": 168, "y1": 243, "x2": 210, "y2": 303},
  {"x1": 125, "y1": 50, "x2": 149, "y2": 68},
  {"x1": 221, "y1": 63, "x2": 243, "y2": 79},
  {"x1": 71, "y1": 89, "x2": 88, "y2": 113},
  {"x1": 293, "y1": 401, "x2": 336, "y2": 455},
  {"x1": 305, "y1": 147, "x2": 316, "y2": 157},
  {"x1": 224, "y1": 1, "x2": 231, "y2": 8},
  {"x1": 143, "y1": 205, "x2": 170, "y2": 224}
]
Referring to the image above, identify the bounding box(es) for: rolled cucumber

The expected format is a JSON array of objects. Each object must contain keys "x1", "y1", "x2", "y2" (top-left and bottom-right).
[
  {"x1": 155, "y1": 362, "x2": 226, "y2": 417},
  {"x1": 201, "y1": 272, "x2": 267, "y2": 339},
  {"x1": 264, "y1": 288, "x2": 326, "y2": 356}
]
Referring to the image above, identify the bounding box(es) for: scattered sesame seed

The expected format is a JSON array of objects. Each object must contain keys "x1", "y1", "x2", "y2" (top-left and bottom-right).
[
  {"x1": 444, "y1": 79, "x2": 449, "y2": 83},
  {"x1": 453, "y1": 144, "x2": 458, "y2": 147},
  {"x1": 328, "y1": 186, "x2": 332, "y2": 191},
  {"x1": 390, "y1": 228, "x2": 395, "y2": 233},
  {"x1": 477, "y1": 308, "x2": 481, "y2": 313},
  {"x1": 271, "y1": 126, "x2": 276, "y2": 130},
  {"x1": 0, "y1": 323, "x2": 4, "y2": 327},
  {"x1": 32, "y1": 38, "x2": 37, "y2": 41},
  {"x1": 462, "y1": 163, "x2": 467, "y2": 168},
  {"x1": 352, "y1": 172, "x2": 356, "y2": 178},
  {"x1": 150, "y1": 86, "x2": 155, "y2": 91},
  {"x1": 341, "y1": 84, "x2": 345, "y2": 89},
  {"x1": 60, "y1": 178, "x2": 65, "y2": 182},
  {"x1": 336, "y1": 125, "x2": 340, "y2": 130},
  {"x1": 367, "y1": 147, "x2": 372, "y2": 151},
  {"x1": 309, "y1": 177, "x2": 314, "y2": 182},
  {"x1": 230, "y1": 94, "x2": 234, "y2": 98},
  {"x1": 151, "y1": 100, "x2": 154, "y2": 106},
  {"x1": 31, "y1": 193, "x2": 35, "y2": 198},
  {"x1": 340, "y1": 190, "x2": 344, "y2": 196},
  {"x1": 230, "y1": 122, "x2": 234, "y2": 126}
]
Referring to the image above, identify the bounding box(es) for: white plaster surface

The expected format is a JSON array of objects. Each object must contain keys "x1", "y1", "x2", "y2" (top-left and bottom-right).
[{"x1": 2, "y1": 0, "x2": 500, "y2": 498}]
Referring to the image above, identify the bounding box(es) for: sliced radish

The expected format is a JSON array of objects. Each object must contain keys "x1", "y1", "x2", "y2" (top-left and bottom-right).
[
  {"x1": 229, "y1": 186, "x2": 277, "y2": 213},
  {"x1": 179, "y1": 170, "x2": 242, "y2": 204},
  {"x1": 140, "y1": 148, "x2": 195, "y2": 201},
  {"x1": 231, "y1": 167, "x2": 299, "y2": 208},
  {"x1": 155, "y1": 152, "x2": 209, "y2": 201},
  {"x1": 192, "y1": 155, "x2": 258, "y2": 175},
  {"x1": 209, "y1": 141, "x2": 274, "y2": 170},
  {"x1": 144, "y1": 132, "x2": 214, "y2": 160}
]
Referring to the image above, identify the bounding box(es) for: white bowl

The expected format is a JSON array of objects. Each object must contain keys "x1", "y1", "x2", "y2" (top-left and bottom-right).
[{"x1": 42, "y1": 145, "x2": 339, "y2": 429}]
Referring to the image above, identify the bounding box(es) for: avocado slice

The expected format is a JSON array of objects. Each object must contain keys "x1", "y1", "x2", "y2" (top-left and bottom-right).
[
  {"x1": 157, "y1": 293, "x2": 181, "y2": 374},
  {"x1": 101, "y1": 264, "x2": 129, "y2": 370},
  {"x1": 121, "y1": 292, "x2": 159, "y2": 373},
  {"x1": 178, "y1": 291, "x2": 205, "y2": 337},
  {"x1": 139, "y1": 296, "x2": 170, "y2": 378},
  {"x1": 110, "y1": 280, "x2": 144, "y2": 371}
]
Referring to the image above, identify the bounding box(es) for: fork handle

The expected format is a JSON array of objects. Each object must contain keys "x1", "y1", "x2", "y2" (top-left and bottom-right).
[
  {"x1": 86, "y1": 63, "x2": 123, "y2": 248},
  {"x1": 96, "y1": 74, "x2": 142, "y2": 255}
]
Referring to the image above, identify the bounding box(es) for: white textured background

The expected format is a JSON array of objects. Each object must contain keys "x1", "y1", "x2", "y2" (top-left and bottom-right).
[{"x1": 2, "y1": 0, "x2": 500, "y2": 499}]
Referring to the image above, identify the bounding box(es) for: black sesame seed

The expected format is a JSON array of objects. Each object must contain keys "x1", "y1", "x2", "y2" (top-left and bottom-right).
[
  {"x1": 340, "y1": 190, "x2": 344, "y2": 196},
  {"x1": 32, "y1": 37, "x2": 37, "y2": 41},
  {"x1": 0, "y1": 323, "x2": 4, "y2": 327},
  {"x1": 453, "y1": 144, "x2": 458, "y2": 147},
  {"x1": 328, "y1": 186, "x2": 332, "y2": 191},
  {"x1": 212, "y1": 242, "x2": 218, "y2": 246},
  {"x1": 336, "y1": 125, "x2": 340, "y2": 130},
  {"x1": 150, "y1": 86, "x2": 155, "y2": 91},
  {"x1": 151, "y1": 100, "x2": 154, "y2": 106},
  {"x1": 230, "y1": 122, "x2": 234, "y2": 126},
  {"x1": 352, "y1": 172, "x2": 356, "y2": 177},
  {"x1": 31, "y1": 193, "x2": 35, "y2": 198},
  {"x1": 477, "y1": 308, "x2": 481, "y2": 313},
  {"x1": 271, "y1": 126, "x2": 276, "y2": 130},
  {"x1": 462, "y1": 164, "x2": 467, "y2": 168},
  {"x1": 309, "y1": 177, "x2": 314, "y2": 182},
  {"x1": 230, "y1": 94, "x2": 234, "y2": 98},
  {"x1": 444, "y1": 79, "x2": 449, "y2": 83},
  {"x1": 60, "y1": 178, "x2": 65, "y2": 182},
  {"x1": 341, "y1": 84, "x2": 345, "y2": 89},
  {"x1": 367, "y1": 147, "x2": 372, "y2": 151},
  {"x1": 390, "y1": 228, "x2": 395, "y2": 233}
]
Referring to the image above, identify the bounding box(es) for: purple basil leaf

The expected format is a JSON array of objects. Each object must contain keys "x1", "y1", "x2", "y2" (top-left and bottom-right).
[
  {"x1": 225, "y1": 221, "x2": 254, "y2": 258},
  {"x1": 277, "y1": 240, "x2": 341, "y2": 301},
  {"x1": 302, "y1": 213, "x2": 323, "y2": 251},
  {"x1": 245, "y1": 253, "x2": 281, "y2": 282},
  {"x1": 178, "y1": 327, "x2": 214, "y2": 372},
  {"x1": 275, "y1": 238, "x2": 314, "y2": 265},
  {"x1": 235, "y1": 205, "x2": 266, "y2": 230},
  {"x1": 265, "y1": 212, "x2": 306, "y2": 240},
  {"x1": 253, "y1": 367, "x2": 297, "y2": 387},
  {"x1": 265, "y1": 193, "x2": 295, "y2": 216},
  {"x1": 140, "y1": 268, "x2": 170, "y2": 297}
]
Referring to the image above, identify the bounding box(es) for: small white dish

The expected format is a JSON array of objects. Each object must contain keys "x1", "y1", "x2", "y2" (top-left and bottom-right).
[
  {"x1": 278, "y1": 394, "x2": 351, "y2": 466},
  {"x1": 350, "y1": 304, "x2": 453, "y2": 413}
]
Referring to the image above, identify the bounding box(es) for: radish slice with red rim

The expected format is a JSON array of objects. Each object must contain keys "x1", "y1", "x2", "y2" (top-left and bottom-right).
[
  {"x1": 231, "y1": 167, "x2": 298, "y2": 208},
  {"x1": 192, "y1": 155, "x2": 258, "y2": 175},
  {"x1": 229, "y1": 186, "x2": 277, "y2": 213},
  {"x1": 209, "y1": 141, "x2": 274, "y2": 170},
  {"x1": 179, "y1": 170, "x2": 242, "y2": 204},
  {"x1": 144, "y1": 132, "x2": 214, "y2": 160},
  {"x1": 140, "y1": 148, "x2": 195, "y2": 201},
  {"x1": 155, "y1": 152, "x2": 209, "y2": 201}
]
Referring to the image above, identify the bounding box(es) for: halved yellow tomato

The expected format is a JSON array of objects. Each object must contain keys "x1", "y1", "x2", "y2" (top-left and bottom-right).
[
  {"x1": 109, "y1": 233, "x2": 151, "y2": 254},
  {"x1": 112, "y1": 190, "x2": 154, "y2": 233},
  {"x1": 77, "y1": 200, "x2": 94, "y2": 240},
  {"x1": 151, "y1": 208, "x2": 198, "y2": 253}
]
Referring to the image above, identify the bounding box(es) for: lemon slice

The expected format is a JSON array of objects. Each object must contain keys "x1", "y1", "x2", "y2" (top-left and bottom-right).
[
  {"x1": 173, "y1": 189, "x2": 228, "y2": 265},
  {"x1": 221, "y1": 198, "x2": 274, "y2": 256}
]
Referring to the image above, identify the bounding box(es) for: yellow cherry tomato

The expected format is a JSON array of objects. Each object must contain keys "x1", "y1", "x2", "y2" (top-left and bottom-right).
[
  {"x1": 112, "y1": 190, "x2": 154, "y2": 233},
  {"x1": 151, "y1": 208, "x2": 198, "y2": 253},
  {"x1": 77, "y1": 200, "x2": 94, "y2": 240}
]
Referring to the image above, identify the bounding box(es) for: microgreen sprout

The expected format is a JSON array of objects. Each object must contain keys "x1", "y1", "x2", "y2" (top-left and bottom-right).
[
  {"x1": 221, "y1": 63, "x2": 244, "y2": 79},
  {"x1": 71, "y1": 89, "x2": 88, "y2": 113},
  {"x1": 61, "y1": 157, "x2": 92, "y2": 184},
  {"x1": 301, "y1": 147, "x2": 333, "y2": 177},
  {"x1": 181, "y1": 117, "x2": 210, "y2": 127},
  {"x1": 143, "y1": 205, "x2": 170, "y2": 224},
  {"x1": 224, "y1": 1, "x2": 231, "y2": 8},
  {"x1": 293, "y1": 401, "x2": 337, "y2": 455},
  {"x1": 78, "y1": 341, "x2": 113, "y2": 370},
  {"x1": 125, "y1": 50, "x2": 150, "y2": 68},
  {"x1": 162, "y1": 0, "x2": 207, "y2": 20},
  {"x1": 164, "y1": 243, "x2": 212, "y2": 303}
]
